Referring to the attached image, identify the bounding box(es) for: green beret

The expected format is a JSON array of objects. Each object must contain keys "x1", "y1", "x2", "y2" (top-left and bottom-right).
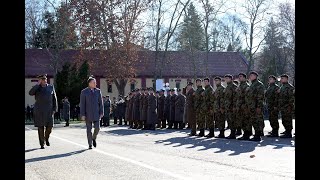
[
  {"x1": 195, "y1": 78, "x2": 202, "y2": 82},
  {"x1": 238, "y1": 72, "x2": 247, "y2": 78},
  {"x1": 249, "y1": 71, "x2": 259, "y2": 76},
  {"x1": 224, "y1": 74, "x2": 233, "y2": 79},
  {"x1": 214, "y1": 76, "x2": 222, "y2": 81},
  {"x1": 203, "y1": 77, "x2": 210, "y2": 81},
  {"x1": 268, "y1": 75, "x2": 277, "y2": 80}
]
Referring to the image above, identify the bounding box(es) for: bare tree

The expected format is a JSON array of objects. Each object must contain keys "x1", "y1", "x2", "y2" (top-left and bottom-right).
[{"x1": 241, "y1": 0, "x2": 272, "y2": 73}]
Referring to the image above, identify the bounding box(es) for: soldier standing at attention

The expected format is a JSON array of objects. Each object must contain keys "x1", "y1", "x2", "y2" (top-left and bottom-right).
[
  {"x1": 164, "y1": 89, "x2": 171, "y2": 129},
  {"x1": 186, "y1": 82, "x2": 196, "y2": 135},
  {"x1": 146, "y1": 88, "x2": 157, "y2": 130},
  {"x1": 213, "y1": 77, "x2": 226, "y2": 138},
  {"x1": 246, "y1": 71, "x2": 265, "y2": 141},
  {"x1": 29, "y1": 74, "x2": 58, "y2": 149},
  {"x1": 128, "y1": 91, "x2": 135, "y2": 129},
  {"x1": 223, "y1": 74, "x2": 237, "y2": 139},
  {"x1": 236, "y1": 73, "x2": 252, "y2": 140},
  {"x1": 265, "y1": 75, "x2": 280, "y2": 137},
  {"x1": 112, "y1": 97, "x2": 118, "y2": 125},
  {"x1": 194, "y1": 79, "x2": 205, "y2": 136},
  {"x1": 278, "y1": 74, "x2": 295, "y2": 138},
  {"x1": 141, "y1": 88, "x2": 149, "y2": 129},
  {"x1": 235, "y1": 73, "x2": 249, "y2": 136},
  {"x1": 158, "y1": 89, "x2": 166, "y2": 129},
  {"x1": 103, "y1": 95, "x2": 111, "y2": 127},
  {"x1": 133, "y1": 89, "x2": 141, "y2": 129},
  {"x1": 168, "y1": 89, "x2": 177, "y2": 129},
  {"x1": 139, "y1": 88, "x2": 145, "y2": 129},
  {"x1": 201, "y1": 78, "x2": 214, "y2": 138},
  {"x1": 175, "y1": 88, "x2": 186, "y2": 129}
]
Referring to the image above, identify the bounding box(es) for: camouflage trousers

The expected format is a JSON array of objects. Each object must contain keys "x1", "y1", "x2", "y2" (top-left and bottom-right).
[
  {"x1": 225, "y1": 109, "x2": 236, "y2": 130},
  {"x1": 206, "y1": 112, "x2": 214, "y2": 129},
  {"x1": 215, "y1": 111, "x2": 225, "y2": 130},
  {"x1": 248, "y1": 109, "x2": 264, "y2": 133},
  {"x1": 237, "y1": 108, "x2": 248, "y2": 130},
  {"x1": 280, "y1": 110, "x2": 293, "y2": 130},
  {"x1": 268, "y1": 108, "x2": 279, "y2": 130},
  {"x1": 196, "y1": 111, "x2": 206, "y2": 129}
]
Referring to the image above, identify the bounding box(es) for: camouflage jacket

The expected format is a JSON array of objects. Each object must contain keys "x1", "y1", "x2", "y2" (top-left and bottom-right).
[
  {"x1": 265, "y1": 83, "x2": 280, "y2": 109},
  {"x1": 223, "y1": 82, "x2": 237, "y2": 110},
  {"x1": 278, "y1": 82, "x2": 295, "y2": 111},
  {"x1": 236, "y1": 81, "x2": 249, "y2": 109},
  {"x1": 214, "y1": 84, "x2": 225, "y2": 112},
  {"x1": 194, "y1": 86, "x2": 204, "y2": 111},
  {"x1": 246, "y1": 79, "x2": 265, "y2": 110},
  {"x1": 201, "y1": 85, "x2": 214, "y2": 111}
]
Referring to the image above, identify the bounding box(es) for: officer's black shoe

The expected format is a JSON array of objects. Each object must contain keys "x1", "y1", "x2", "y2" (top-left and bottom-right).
[
  {"x1": 249, "y1": 136, "x2": 261, "y2": 141},
  {"x1": 40, "y1": 146, "x2": 45, "y2": 149},
  {"x1": 188, "y1": 132, "x2": 196, "y2": 136},
  {"x1": 280, "y1": 131, "x2": 292, "y2": 138},
  {"x1": 268, "y1": 130, "x2": 273, "y2": 135},
  {"x1": 280, "y1": 131, "x2": 286, "y2": 135},
  {"x1": 167, "y1": 126, "x2": 173, "y2": 129},
  {"x1": 197, "y1": 129, "x2": 205, "y2": 137},
  {"x1": 237, "y1": 134, "x2": 250, "y2": 140},
  {"x1": 235, "y1": 128, "x2": 242, "y2": 136},
  {"x1": 266, "y1": 130, "x2": 279, "y2": 137},
  {"x1": 93, "y1": 139, "x2": 96, "y2": 147},
  {"x1": 89, "y1": 146, "x2": 92, "y2": 149}
]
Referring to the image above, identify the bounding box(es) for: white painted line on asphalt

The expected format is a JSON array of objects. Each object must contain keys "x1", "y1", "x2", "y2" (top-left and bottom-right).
[{"x1": 25, "y1": 127, "x2": 191, "y2": 180}]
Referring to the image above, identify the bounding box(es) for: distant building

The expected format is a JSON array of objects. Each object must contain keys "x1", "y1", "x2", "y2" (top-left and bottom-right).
[{"x1": 25, "y1": 49, "x2": 249, "y2": 106}]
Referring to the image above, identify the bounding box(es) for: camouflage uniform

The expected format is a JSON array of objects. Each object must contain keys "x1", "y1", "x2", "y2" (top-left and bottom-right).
[
  {"x1": 224, "y1": 81, "x2": 237, "y2": 138},
  {"x1": 194, "y1": 85, "x2": 204, "y2": 136},
  {"x1": 235, "y1": 81, "x2": 249, "y2": 134},
  {"x1": 201, "y1": 85, "x2": 214, "y2": 137},
  {"x1": 246, "y1": 79, "x2": 265, "y2": 140},
  {"x1": 278, "y1": 82, "x2": 295, "y2": 137},
  {"x1": 214, "y1": 84, "x2": 225, "y2": 137},
  {"x1": 265, "y1": 82, "x2": 280, "y2": 136}
]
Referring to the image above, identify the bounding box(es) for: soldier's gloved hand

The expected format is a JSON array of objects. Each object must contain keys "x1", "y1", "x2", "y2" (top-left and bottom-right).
[{"x1": 256, "y1": 108, "x2": 261, "y2": 114}]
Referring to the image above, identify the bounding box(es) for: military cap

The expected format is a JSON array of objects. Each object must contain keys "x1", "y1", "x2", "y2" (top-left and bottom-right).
[
  {"x1": 238, "y1": 72, "x2": 247, "y2": 78},
  {"x1": 203, "y1": 77, "x2": 210, "y2": 81},
  {"x1": 87, "y1": 75, "x2": 95, "y2": 83},
  {"x1": 214, "y1": 76, "x2": 222, "y2": 81},
  {"x1": 176, "y1": 88, "x2": 181, "y2": 92},
  {"x1": 280, "y1": 74, "x2": 289, "y2": 78},
  {"x1": 195, "y1": 78, "x2": 202, "y2": 82},
  {"x1": 106, "y1": 95, "x2": 110, "y2": 97},
  {"x1": 37, "y1": 74, "x2": 47, "y2": 79},
  {"x1": 156, "y1": 91, "x2": 159, "y2": 93},
  {"x1": 160, "y1": 89, "x2": 165, "y2": 92},
  {"x1": 187, "y1": 82, "x2": 193, "y2": 86},
  {"x1": 268, "y1": 75, "x2": 277, "y2": 80},
  {"x1": 170, "y1": 89, "x2": 175, "y2": 92},
  {"x1": 249, "y1": 71, "x2": 259, "y2": 76},
  {"x1": 224, "y1": 74, "x2": 233, "y2": 79}
]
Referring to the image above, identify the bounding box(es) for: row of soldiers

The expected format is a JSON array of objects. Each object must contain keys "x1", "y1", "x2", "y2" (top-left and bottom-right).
[{"x1": 123, "y1": 71, "x2": 294, "y2": 141}]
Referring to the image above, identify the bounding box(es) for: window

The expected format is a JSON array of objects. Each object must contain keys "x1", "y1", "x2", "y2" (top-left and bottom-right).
[
  {"x1": 176, "y1": 82, "x2": 180, "y2": 89},
  {"x1": 130, "y1": 83, "x2": 135, "y2": 91},
  {"x1": 108, "y1": 83, "x2": 112, "y2": 93}
]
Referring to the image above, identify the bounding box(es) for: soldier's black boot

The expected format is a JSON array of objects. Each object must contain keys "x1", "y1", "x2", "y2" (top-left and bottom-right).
[
  {"x1": 226, "y1": 129, "x2": 236, "y2": 139},
  {"x1": 188, "y1": 130, "x2": 197, "y2": 136},
  {"x1": 266, "y1": 129, "x2": 279, "y2": 137},
  {"x1": 280, "y1": 130, "x2": 286, "y2": 135},
  {"x1": 197, "y1": 129, "x2": 205, "y2": 137},
  {"x1": 205, "y1": 128, "x2": 215, "y2": 138},
  {"x1": 215, "y1": 130, "x2": 225, "y2": 138},
  {"x1": 249, "y1": 131, "x2": 261, "y2": 141},
  {"x1": 167, "y1": 123, "x2": 173, "y2": 129},
  {"x1": 129, "y1": 122, "x2": 133, "y2": 128},
  {"x1": 178, "y1": 122, "x2": 184, "y2": 129},
  {"x1": 118, "y1": 118, "x2": 123, "y2": 125},
  {"x1": 280, "y1": 129, "x2": 292, "y2": 138},
  {"x1": 237, "y1": 131, "x2": 250, "y2": 140},
  {"x1": 124, "y1": 121, "x2": 128, "y2": 126},
  {"x1": 133, "y1": 122, "x2": 138, "y2": 129},
  {"x1": 114, "y1": 118, "x2": 118, "y2": 125},
  {"x1": 173, "y1": 122, "x2": 178, "y2": 129},
  {"x1": 235, "y1": 128, "x2": 242, "y2": 136}
]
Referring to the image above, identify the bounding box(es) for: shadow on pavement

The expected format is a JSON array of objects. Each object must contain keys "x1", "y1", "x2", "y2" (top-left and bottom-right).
[
  {"x1": 25, "y1": 148, "x2": 39, "y2": 153},
  {"x1": 101, "y1": 128, "x2": 181, "y2": 136},
  {"x1": 25, "y1": 149, "x2": 87, "y2": 163}
]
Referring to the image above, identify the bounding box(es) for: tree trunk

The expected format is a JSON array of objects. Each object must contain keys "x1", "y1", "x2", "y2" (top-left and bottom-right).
[{"x1": 114, "y1": 78, "x2": 128, "y2": 97}]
